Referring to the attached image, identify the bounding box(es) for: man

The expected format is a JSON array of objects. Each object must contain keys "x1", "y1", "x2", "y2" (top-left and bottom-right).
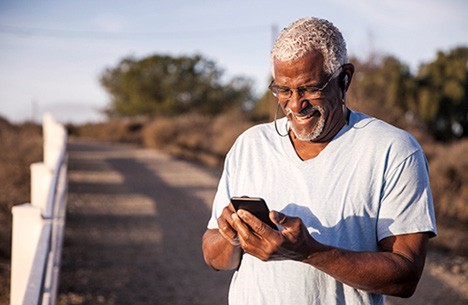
[{"x1": 202, "y1": 17, "x2": 436, "y2": 305}]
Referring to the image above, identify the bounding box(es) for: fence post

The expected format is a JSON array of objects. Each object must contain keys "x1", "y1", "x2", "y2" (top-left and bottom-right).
[
  {"x1": 43, "y1": 113, "x2": 66, "y2": 173},
  {"x1": 10, "y1": 204, "x2": 45, "y2": 305},
  {"x1": 30, "y1": 163, "x2": 54, "y2": 218}
]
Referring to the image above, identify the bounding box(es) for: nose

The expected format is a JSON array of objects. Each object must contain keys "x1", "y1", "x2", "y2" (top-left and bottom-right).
[{"x1": 285, "y1": 90, "x2": 308, "y2": 113}]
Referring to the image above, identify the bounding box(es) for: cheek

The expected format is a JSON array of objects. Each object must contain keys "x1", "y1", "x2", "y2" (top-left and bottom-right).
[
  {"x1": 279, "y1": 100, "x2": 292, "y2": 114},
  {"x1": 321, "y1": 99, "x2": 343, "y2": 124},
  {"x1": 323, "y1": 96, "x2": 342, "y2": 113}
]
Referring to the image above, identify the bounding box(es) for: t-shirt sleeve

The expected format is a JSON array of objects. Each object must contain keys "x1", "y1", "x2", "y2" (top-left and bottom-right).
[
  {"x1": 206, "y1": 170, "x2": 231, "y2": 229},
  {"x1": 377, "y1": 149, "x2": 437, "y2": 241},
  {"x1": 206, "y1": 148, "x2": 234, "y2": 229}
]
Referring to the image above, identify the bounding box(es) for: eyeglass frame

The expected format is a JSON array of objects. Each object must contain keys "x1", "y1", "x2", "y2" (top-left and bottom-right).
[{"x1": 269, "y1": 65, "x2": 344, "y2": 99}]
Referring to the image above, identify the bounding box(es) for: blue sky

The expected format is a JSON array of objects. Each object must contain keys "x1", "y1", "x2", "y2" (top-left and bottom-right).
[{"x1": 0, "y1": 0, "x2": 467, "y2": 123}]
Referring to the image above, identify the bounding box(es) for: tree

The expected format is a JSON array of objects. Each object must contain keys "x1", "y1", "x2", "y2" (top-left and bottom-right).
[
  {"x1": 346, "y1": 55, "x2": 415, "y2": 127},
  {"x1": 100, "y1": 54, "x2": 254, "y2": 117},
  {"x1": 415, "y1": 47, "x2": 468, "y2": 140}
]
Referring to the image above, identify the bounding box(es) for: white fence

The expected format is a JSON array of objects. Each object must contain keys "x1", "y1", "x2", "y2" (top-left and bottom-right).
[{"x1": 10, "y1": 113, "x2": 68, "y2": 305}]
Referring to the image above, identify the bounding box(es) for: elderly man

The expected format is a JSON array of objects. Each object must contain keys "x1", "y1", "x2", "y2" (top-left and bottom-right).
[{"x1": 202, "y1": 17, "x2": 436, "y2": 305}]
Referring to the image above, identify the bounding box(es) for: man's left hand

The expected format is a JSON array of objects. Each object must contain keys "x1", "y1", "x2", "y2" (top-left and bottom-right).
[{"x1": 231, "y1": 209, "x2": 320, "y2": 261}]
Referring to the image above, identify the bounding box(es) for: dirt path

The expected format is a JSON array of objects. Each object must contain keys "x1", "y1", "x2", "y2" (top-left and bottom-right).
[
  {"x1": 58, "y1": 140, "x2": 467, "y2": 305},
  {"x1": 59, "y1": 140, "x2": 233, "y2": 305}
]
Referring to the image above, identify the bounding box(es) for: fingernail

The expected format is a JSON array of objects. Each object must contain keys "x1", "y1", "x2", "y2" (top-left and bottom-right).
[
  {"x1": 273, "y1": 211, "x2": 283, "y2": 222},
  {"x1": 237, "y1": 209, "x2": 245, "y2": 217}
]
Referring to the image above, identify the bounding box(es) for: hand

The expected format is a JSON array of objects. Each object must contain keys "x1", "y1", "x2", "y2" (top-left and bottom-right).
[
  {"x1": 217, "y1": 203, "x2": 241, "y2": 246},
  {"x1": 232, "y1": 209, "x2": 320, "y2": 261}
]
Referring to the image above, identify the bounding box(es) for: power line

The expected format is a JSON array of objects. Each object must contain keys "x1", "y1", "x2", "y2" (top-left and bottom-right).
[{"x1": 0, "y1": 23, "x2": 270, "y2": 40}]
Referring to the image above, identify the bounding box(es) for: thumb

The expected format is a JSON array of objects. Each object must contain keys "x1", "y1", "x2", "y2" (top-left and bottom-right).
[{"x1": 271, "y1": 210, "x2": 296, "y2": 228}]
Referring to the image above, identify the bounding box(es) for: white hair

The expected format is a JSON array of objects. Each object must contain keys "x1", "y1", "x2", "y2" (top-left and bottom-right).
[{"x1": 271, "y1": 17, "x2": 348, "y2": 75}]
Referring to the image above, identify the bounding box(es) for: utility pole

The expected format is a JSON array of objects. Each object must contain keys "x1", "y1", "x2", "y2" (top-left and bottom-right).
[
  {"x1": 269, "y1": 23, "x2": 279, "y2": 121},
  {"x1": 31, "y1": 97, "x2": 38, "y2": 123}
]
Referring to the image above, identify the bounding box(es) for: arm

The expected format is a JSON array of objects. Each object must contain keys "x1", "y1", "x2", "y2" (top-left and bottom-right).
[
  {"x1": 232, "y1": 209, "x2": 429, "y2": 297},
  {"x1": 305, "y1": 231, "x2": 428, "y2": 297},
  {"x1": 202, "y1": 203, "x2": 242, "y2": 270},
  {"x1": 202, "y1": 229, "x2": 242, "y2": 270}
]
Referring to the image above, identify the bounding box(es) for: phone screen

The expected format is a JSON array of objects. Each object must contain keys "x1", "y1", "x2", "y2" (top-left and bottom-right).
[{"x1": 230, "y1": 197, "x2": 278, "y2": 230}]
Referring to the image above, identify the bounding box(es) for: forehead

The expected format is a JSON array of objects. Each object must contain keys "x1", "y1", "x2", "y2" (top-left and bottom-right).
[{"x1": 273, "y1": 50, "x2": 326, "y2": 85}]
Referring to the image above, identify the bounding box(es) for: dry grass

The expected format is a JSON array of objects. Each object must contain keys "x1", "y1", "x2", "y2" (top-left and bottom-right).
[
  {"x1": 423, "y1": 139, "x2": 468, "y2": 255},
  {"x1": 68, "y1": 118, "x2": 146, "y2": 144},
  {"x1": 68, "y1": 112, "x2": 468, "y2": 228},
  {"x1": 142, "y1": 111, "x2": 253, "y2": 167},
  {"x1": 1, "y1": 111, "x2": 467, "y2": 304},
  {"x1": 0, "y1": 117, "x2": 43, "y2": 304},
  {"x1": 425, "y1": 139, "x2": 468, "y2": 223}
]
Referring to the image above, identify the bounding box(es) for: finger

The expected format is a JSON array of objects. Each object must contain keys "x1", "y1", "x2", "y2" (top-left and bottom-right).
[
  {"x1": 220, "y1": 205, "x2": 236, "y2": 226},
  {"x1": 233, "y1": 212, "x2": 279, "y2": 261},
  {"x1": 227, "y1": 202, "x2": 236, "y2": 212},
  {"x1": 217, "y1": 216, "x2": 239, "y2": 243},
  {"x1": 218, "y1": 226, "x2": 240, "y2": 246},
  {"x1": 271, "y1": 211, "x2": 300, "y2": 228},
  {"x1": 237, "y1": 209, "x2": 269, "y2": 236},
  {"x1": 270, "y1": 211, "x2": 285, "y2": 224},
  {"x1": 219, "y1": 229, "x2": 240, "y2": 246},
  {"x1": 218, "y1": 221, "x2": 237, "y2": 239},
  {"x1": 231, "y1": 212, "x2": 257, "y2": 245},
  {"x1": 231, "y1": 212, "x2": 249, "y2": 234}
]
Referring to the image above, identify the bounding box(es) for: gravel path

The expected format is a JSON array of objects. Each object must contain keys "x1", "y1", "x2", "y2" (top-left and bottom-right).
[{"x1": 58, "y1": 140, "x2": 467, "y2": 305}]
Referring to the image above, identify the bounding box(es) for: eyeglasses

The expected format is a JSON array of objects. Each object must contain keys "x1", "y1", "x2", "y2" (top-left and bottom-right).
[{"x1": 269, "y1": 65, "x2": 343, "y2": 100}]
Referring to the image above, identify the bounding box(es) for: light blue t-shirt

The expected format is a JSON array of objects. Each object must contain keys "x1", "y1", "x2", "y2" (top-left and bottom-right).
[{"x1": 207, "y1": 110, "x2": 436, "y2": 305}]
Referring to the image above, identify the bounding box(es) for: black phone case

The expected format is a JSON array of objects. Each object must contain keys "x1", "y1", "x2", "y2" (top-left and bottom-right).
[{"x1": 231, "y1": 197, "x2": 278, "y2": 230}]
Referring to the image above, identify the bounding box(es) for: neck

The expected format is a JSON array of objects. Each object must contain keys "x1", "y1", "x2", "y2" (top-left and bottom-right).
[
  {"x1": 289, "y1": 131, "x2": 329, "y2": 160},
  {"x1": 289, "y1": 107, "x2": 349, "y2": 160}
]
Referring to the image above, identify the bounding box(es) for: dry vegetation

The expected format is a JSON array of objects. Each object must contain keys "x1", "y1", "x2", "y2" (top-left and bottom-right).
[
  {"x1": 1, "y1": 110, "x2": 466, "y2": 304},
  {"x1": 0, "y1": 117, "x2": 42, "y2": 303},
  {"x1": 142, "y1": 111, "x2": 253, "y2": 167},
  {"x1": 69, "y1": 112, "x2": 468, "y2": 254}
]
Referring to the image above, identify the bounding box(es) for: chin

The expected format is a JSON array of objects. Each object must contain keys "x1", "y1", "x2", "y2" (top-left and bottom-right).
[{"x1": 291, "y1": 119, "x2": 325, "y2": 142}]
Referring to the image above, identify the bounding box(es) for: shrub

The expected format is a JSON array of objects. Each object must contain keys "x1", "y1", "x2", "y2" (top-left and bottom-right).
[
  {"x1": 426, "y1": 139, "x2": 468, "y2": 224},
  {"x1": 142, "y1": 111, "x2": 253, "y2": 167},
  {"x1": 68, "y1": 118, "x2": 145, "y2": 144}
]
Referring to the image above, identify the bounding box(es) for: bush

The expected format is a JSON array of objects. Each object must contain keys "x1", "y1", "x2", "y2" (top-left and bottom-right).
[
  {"x1": 72, "y1": 112, "x2": 468, "y2": 227},
  {"x1": 68, "y1": 118, "x2": 145, "y2": 144},
  {"x1": 142, "y1": 111, "x2": 253, "y2": 167},
  {"x1": 425, "y1": 139, "x2": 468, "y2": 224}
]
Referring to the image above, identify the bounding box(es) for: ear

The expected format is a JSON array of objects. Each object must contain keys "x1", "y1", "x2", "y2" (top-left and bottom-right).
[{"x1": 341, "y1": 63, "x2": 355, "y2": 92}]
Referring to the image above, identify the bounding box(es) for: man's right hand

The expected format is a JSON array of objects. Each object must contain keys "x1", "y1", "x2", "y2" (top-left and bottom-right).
[
  {"x1": 202, "y1": 203, "x2": 243, "y2": 270},
  {"x1": 217, "y1": 203, "x2": 240, "y2": 246}
]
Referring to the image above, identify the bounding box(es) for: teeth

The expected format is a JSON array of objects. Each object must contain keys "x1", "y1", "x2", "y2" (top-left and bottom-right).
[
  {"x1": 286, "y1": 106, "x2": 321, "y2": 122},
  {"x1": 295, "y1": 110, "x2": 315, "y2": 120},
  {"x1": 294, "y1": 113, "x2": 312, "y2": 121}
]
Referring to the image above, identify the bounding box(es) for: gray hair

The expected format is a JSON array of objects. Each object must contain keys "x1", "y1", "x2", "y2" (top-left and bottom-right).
[{"x1": 271, "y1": 17, "x2": 348, "y2": 75}]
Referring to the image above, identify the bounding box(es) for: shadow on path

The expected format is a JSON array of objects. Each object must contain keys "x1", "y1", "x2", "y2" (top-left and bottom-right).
[{"x1": 59, "y1": 140, "x2": 232, "y2": 305}]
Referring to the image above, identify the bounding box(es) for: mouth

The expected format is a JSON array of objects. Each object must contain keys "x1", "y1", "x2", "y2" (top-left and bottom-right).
[{"x1": 287, "y1": 105, "x2": 320, "y2": 123}]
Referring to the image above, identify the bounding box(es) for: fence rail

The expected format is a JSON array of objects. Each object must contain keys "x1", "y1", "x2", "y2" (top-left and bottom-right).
[{"x1": 10, "y1": 113, "x2": 68, "y2": 305}]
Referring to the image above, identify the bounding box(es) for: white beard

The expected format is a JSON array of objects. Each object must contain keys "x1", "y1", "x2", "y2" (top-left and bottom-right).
[{"x1": 286, "y1": 105, "x2": 325, "y2": 142}]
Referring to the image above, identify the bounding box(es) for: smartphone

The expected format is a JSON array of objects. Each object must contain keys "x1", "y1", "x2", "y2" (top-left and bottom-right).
[{"x1": 230, "y1": 196, "x2": 278, "y2": 230}]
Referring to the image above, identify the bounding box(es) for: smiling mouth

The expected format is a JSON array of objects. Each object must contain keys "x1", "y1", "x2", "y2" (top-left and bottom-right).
[{"x1": 288, "y1": 106, "x2": 320, "y2": 122}]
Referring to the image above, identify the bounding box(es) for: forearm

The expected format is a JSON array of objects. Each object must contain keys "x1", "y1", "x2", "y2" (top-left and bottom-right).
[
  {"x1": 233, "y1": 210, "x2": 429, "y2": 297},
  {"x1": 202, "y1": 229, "x2": 242, "y2": 270},
  {"x1": 303, "y1": 244, "x2": 423, "y2": 297}
]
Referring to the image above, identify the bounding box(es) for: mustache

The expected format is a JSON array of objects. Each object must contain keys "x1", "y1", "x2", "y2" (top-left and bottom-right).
[{"x1": 285, "y1": 104, "x2": 321, "y2": 117}]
